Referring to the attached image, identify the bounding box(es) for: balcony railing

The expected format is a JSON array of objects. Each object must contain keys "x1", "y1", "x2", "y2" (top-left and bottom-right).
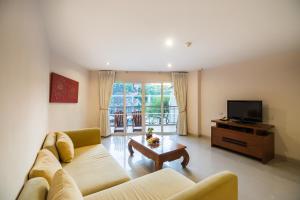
[{"x1": 108, "y1": 106, "x2": 178, "y2": 127}]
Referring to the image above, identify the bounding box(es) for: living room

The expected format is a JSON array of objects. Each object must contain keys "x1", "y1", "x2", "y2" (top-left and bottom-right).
[{"x1": 0, "y1": 1, "x2": 300, "y2": 200}]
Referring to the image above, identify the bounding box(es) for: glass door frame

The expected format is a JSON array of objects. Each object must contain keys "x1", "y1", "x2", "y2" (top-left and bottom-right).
[
  {"x1": 110, "y1": 82, "x2": 177, "y2": 136},
  {"x1": 111, "y1": 82, "x2": 144, "y2": 136}
]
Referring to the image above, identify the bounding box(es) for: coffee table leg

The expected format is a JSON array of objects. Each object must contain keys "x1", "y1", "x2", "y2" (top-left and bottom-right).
[
  {"x1": 181, "y1": 149, "x2": 190, "y2": 168},
  {"x1": 155, "y1": 159, "x2": 163, "y2": 171},
  {"x1": 128, "y1": 140, "x2": 134, "y2": 156}
]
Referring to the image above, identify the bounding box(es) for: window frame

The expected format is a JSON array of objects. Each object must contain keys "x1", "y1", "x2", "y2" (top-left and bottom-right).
[{"x1": 109, "y1": 82, "x2": 178, "y2": 135}]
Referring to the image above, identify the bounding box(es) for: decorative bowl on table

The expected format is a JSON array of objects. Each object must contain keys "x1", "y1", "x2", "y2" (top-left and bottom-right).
[
  {"x1": 146, "y1": 137, "x2": 160, "y2": 146},
  {"x1": 146, "y1": 134, "x2": 152, "y2": 140}
]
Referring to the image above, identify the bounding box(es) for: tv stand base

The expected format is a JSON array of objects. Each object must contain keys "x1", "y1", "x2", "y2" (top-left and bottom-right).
[{"x1": 211, "y1": 119, "x2": 274, "y2": 163}]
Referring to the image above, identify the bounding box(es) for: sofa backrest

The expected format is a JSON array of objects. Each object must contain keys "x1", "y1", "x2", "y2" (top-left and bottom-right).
[
  {"x1": 18, "y1": 128, "x2": 101, "y2": 200},
  {"x1": 64, "y1": 128, "x2": 101, "y2": 148},
  {"x1": 166, "y1": 171, "x2": 238, "y2": 200},
  {"x1": 43, "y1": 132, "x2": 59, "y2": 160}
]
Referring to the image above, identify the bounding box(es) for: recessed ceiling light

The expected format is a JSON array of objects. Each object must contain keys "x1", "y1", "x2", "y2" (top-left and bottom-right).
[
  {"x1": 167, "y1": 63, "x2": 172, "y2": 68},
  {"x1": 165, "y1": 38, "x2": 173, "y2": 47},
  {"x1": 106, "y1": 62, "x2": 110, "y2": 66}
]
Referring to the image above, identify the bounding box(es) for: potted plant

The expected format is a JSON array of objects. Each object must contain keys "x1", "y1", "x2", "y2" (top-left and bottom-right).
[{"x1": 146, "y1": 127, "x2": 154, "y2": 139}]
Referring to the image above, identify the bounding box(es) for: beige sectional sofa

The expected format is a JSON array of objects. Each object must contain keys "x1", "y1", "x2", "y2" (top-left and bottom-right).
[
  {"x1": 62, "y1": 144, "x2": 130, "y2": 196},
  {"x1": 18, "y1": 128, "x2": 238, "y2": 200},
  {"x1": 47, "y1": 128, "x2": 130, "y2": 196}
]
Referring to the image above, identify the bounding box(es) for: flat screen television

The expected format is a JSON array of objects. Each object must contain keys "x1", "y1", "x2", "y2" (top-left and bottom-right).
[{"x1": 227, "y1": 100, "x2": 262, "y2": 123}]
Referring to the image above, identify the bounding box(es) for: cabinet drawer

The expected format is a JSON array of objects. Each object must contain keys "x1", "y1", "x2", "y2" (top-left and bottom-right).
[
  {"x1": 212, "y1": 134, "x2": 263, "y2": 158},
  {"x1": 212, "y1": 127, "x2": 261, "y2": 146}
]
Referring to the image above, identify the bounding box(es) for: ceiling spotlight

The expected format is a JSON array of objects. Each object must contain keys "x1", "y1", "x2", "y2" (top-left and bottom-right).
[
  {"x1": 106, "y1": 62, "x2": 110, "y2": 66},
  {"x1": 167, "y1": 63, "x2": 172, "y2": 68},
  {"x1": 165, "y1": 38, "x2": 174, "y2": 47}
]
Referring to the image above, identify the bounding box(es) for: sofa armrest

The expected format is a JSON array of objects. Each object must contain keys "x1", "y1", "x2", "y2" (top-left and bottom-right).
[
  {"x1": 167, "y1": 171, "x2": 238, "y2": 200},
  {"x1": 64, "y1": 128, "x2": 101, "y2": 148},
  {"x1": 17, "y1": 177, "x2": 49, "y2": 200}
]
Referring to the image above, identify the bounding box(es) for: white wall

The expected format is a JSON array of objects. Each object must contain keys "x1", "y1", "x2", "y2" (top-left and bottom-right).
[
  {"x1": 187, "y1": 71, "x2": 201, "y2": 136},
  {"x1": 0, "y1": 1, "x2": 50, "y2": 199},
  {"x1": 201, "y1": 51, "x2": 300, "y2": 160},
  {"x1": 48, "y1": 54, "x2": 92, "y2": 131},
  {"x1": 87, "y1": 71, "x2": 100, "y2": 127}
]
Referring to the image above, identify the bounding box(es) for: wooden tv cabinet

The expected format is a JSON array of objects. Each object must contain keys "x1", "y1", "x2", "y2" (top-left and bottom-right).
[{"x1": 211, "y1": 119, "x2": 274, "y2": 163}]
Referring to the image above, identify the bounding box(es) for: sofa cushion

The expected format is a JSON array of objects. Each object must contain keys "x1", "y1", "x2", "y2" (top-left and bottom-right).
[
  {"x1": 43, "y1": 132, "x2": 59, "y2": 160},
  {"x1": 84, "y1": 168, "x2": 195, "y2": 200},
  {"x1": 17, "y1": 177, "x2": 49, "y2": 200},
  {"x1": 47, "y1": 169, "x2": 83, "y2": 200},
  {"x1": 29, "y1": 149, "x2": 62, "y2": 184},
  {"x1": 62, "y1": 144, "x2": 130, "y2": 196},
  {"x1": 56, "y1": 132, "x2": 74, "y2": 163}
]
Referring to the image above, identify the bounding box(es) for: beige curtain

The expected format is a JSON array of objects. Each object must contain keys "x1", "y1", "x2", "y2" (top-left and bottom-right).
[
  {"x1": 99, "y1": 71, "x2": 115, "y2": 137},
  {"x1": 172, "y1": 72, "x2": 188, "y2": 135}
]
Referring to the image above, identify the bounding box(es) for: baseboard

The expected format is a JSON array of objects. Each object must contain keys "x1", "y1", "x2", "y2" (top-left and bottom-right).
[
  {"x1": 198, "y1": 134, "x2": 210, "y2": 139},
  {"x1": 187, "y1": 132, "x2": 211, "y2": 138},
  {"x1": 187, "y1": 132, "x2": 199, "y2": 137},
  {"x1": 275, "y1": 154, "x2": 300, "y2": 165}
]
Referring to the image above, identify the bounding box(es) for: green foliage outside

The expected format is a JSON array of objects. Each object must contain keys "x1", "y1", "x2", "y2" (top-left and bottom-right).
[
  {"x1": 146, "y1": 96, "x2": 170, "y2": 113},
  {"x1": 110, "y1": 83, "x2": 172, "y2": 114}
]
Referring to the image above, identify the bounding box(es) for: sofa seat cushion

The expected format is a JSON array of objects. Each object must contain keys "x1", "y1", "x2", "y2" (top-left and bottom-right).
[
  {"x1": 84, "y1": 168, "x2": 195, "y2": 200},
  {"x1": 62, "y1": 144, "x2": 130, "y2": 196}
]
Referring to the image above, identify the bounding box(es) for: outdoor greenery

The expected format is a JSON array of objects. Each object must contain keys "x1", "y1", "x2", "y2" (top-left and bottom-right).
[
  {"x1": 109, "y1": 82, "x2": 177, "y2": 126},
  {"x1": 145, "y1": 96, "x2": 170, "y2": 113}
]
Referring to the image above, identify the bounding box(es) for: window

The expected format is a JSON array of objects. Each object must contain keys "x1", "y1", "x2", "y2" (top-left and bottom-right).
[
  {"x1": 125, "y1": 83, "x2": 142, "y2": 133},
  {"x1": 145, "y1": 83, "x2": 162, "y2": 132},
  {"x1": 109, "y1": 83, "x2": 124, "y2": 133},
  {"x1": 109, "y1": 82, "x2": 178, "y2": 134},
  {"x1": 162, "y1": 83, "x2": 178, "y2": 133}
]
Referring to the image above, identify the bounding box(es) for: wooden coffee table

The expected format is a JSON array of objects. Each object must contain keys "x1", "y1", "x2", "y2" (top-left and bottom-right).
[{"x1": 128, "y1": 135, "x2": 189, "y2": 170}]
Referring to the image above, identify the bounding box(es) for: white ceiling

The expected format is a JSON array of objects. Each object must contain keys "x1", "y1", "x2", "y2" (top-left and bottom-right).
[{"x1": 41, "y1": 0, "x2": 300, "y2": 71}]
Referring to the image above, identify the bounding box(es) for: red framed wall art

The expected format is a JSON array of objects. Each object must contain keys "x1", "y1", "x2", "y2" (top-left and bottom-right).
[{"x1": 49, "y1": 72, "x2": 79, "y2": 103}]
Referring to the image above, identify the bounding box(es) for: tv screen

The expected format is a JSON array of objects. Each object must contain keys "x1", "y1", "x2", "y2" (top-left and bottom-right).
[{"x1": 227, "y1": 100, "x2": 262, "y2": 123}]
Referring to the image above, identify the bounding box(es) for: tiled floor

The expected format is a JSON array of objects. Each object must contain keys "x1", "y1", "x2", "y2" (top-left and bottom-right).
[{"x1": 102, "y1": 135, "x2": 300, "y2": 200}]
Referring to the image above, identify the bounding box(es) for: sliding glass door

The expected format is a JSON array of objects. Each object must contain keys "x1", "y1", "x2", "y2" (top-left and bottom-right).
[
  {"x1": 145, "y1": 83, "x2": 162, "y2": 132},
  {"x1": 162, "y1": 83, "x2": 178, "y2": 133},
  {"x1": 125, "y1": 83, "x2": 142, "y2": 133},
  {"x1": 109, "y1": 82, "x2": 177, "y2": 135},
  {"x1": 109, "y1": 83, "x2": 124, "y2": 133}
]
